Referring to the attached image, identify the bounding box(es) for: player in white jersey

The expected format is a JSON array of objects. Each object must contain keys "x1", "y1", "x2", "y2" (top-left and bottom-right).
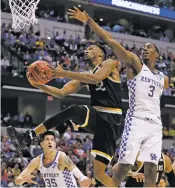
[
  {"x1": 15, "y1": 131, "x2": 91, "y2": 187},
  {"x1": 67, "y1": 7, "x2": 169, "y2": 187}
]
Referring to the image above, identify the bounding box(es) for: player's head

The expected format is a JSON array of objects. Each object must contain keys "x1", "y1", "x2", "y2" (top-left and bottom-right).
[
  {"x1": 157, "y1": 176, "x2": 167, "y2": 188},
  {"x1": 84, "y1": 45, "x2": 106, "y2": 63},
  {"x1": 141, "y1": 43, "x2": 159, "y2": 66},
  {"x1": 40, "y1": 131, "x2": 56, "y2": 151}
]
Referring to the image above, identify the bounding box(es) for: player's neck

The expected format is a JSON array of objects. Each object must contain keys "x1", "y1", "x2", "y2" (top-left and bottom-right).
[
  {"x1": 44, "y1": 149, "x2": 57, "y2": 160},
  {"x1": 147, "y1": 63, "x2": 157, "y2": 73},
  {"x1": 91, "y1": 58, "x2": 102, "y2": 68}
]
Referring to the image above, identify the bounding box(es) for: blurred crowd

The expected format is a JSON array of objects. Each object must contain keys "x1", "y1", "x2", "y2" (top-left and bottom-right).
[
  {"x1": 1, "y1": 124, "x2": 175, "y2": 187},
  {"x1": 163, "y1": 126, "x2": 175, "y2": 138},
  {"x1": 131, "y1": 0, "x2": 175, "y2": 9},
  {"x1": 1, "y1": 1, "x2": 175, "y2": 43},
  {"x1": 1, "y1": 112, "x2": 34, "y2": 128},
  {"x1": 1, "y1": 23, "x2": 175, "y2": 96}
]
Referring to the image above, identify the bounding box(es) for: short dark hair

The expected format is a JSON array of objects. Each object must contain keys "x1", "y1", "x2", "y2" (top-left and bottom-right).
[
  {"x1": 153, "y1": 44, "x2": 159, "y2": 54},
  {"x1": 96, "y1": 44, "x2": 107, "y2": 60},
  {"x1": 40, "y1": 131, "x2": 56, "y2": 142}
]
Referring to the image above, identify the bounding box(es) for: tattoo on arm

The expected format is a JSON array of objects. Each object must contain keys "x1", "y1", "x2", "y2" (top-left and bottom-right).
[{"x1": 64, "y1": 156, "x2": 74, "y2": 168}]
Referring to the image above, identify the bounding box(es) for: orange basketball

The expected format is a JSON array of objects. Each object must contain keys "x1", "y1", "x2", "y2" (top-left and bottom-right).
[{"x1": 27, "y1": 61, "x2": 53, "y2": 85}]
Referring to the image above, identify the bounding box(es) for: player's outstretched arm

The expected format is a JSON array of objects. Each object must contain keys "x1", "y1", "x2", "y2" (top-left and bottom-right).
[
  {"x1": 163, "y1": 154, "x2": 175, "y2": 187},
  {"x1": 15, "y1": 157, "x2": 39, "y2": 185},
  {"x1": 49, "y1": 59, "x2": 116, "y2": 84},
  {"x1": 28, "y1": 73, "x2": 84, "y2": 98},
  {"x1": 60, "y1": 152, "x2": 92, "y2": 187},
  {"x1": 67, "y1": 7, "x2": 142, "y2": 73}
]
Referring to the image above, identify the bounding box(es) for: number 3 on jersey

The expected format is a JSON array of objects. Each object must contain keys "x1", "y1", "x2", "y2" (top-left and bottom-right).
[
  {"x1": 148, "y1": 85, "x2": 155, "y2": 97},
  {"x1": 95, "y1": 81, "x2": 106, "y2": 91}
]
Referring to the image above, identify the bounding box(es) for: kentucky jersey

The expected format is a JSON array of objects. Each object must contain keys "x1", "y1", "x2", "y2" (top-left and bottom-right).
[
  {"x1": 88, "y1": 64, "x2": 122, "y2": 109},
  {"x1": 125, "y1": 153, "x2": 165, "y2": 187},
  {"x1": 126, "y1": 64, "x2": 164, "y2": 121},
  {"x1": 39, "y1": 152, "x2": 77, "y2": 187}
]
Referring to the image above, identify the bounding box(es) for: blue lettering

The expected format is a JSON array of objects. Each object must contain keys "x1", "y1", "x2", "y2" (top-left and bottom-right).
[
  {"x1": 141, "y1": 76, "x2": 163, "y2": 89},
  {"x1": 141, "y1": 76, "x2": 144, "y2": 81},
  {"x1": 147, "y1": 78, "x2": 151, "y2": 83}
]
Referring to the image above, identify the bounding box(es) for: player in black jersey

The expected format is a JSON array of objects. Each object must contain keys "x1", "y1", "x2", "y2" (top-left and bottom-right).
[
  {"x1": 7, "y1": 44, "x2": 124, "y2": 187},
  {"x1": 124, "y1": 153, "x2": 175, "y2": 187}
]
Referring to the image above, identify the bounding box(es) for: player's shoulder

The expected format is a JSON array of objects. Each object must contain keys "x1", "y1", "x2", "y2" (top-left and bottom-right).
[
  {"x1": 59, "y1": 151, "x2": 66, "y2": 156},
  {"x1": 102, "y1": 58, "x2": 115, "y2": 65},
  {"x1": 102, "y1": 59, "x2": 116, "y2": 69},
  {"x1": 30, "y1": 156, "x2": 41, "y2": 169},
  {"x1": 59, "y1": 151, "x2": 67, "y2": 160}
]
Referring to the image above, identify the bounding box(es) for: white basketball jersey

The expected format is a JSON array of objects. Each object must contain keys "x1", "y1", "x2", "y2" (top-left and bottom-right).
[
  {"x1": 39, "y1": 152, "x2": 78, "y2": 187},
  {"x1": 126, "y1": 64, "x2": 164, "y2": 122}
]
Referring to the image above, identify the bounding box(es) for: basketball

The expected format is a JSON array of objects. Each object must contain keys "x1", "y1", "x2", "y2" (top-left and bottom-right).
[{"x1": 27, "y1": 61, "x2": 53, "y2": 85}]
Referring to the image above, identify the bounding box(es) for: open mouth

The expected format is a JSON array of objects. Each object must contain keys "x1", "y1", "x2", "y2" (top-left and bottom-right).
[
  {"x1": 143, "y1": 51, "x2": 149, "y2": 56},
  {"x1": 48, "y1": 145, "x2": 52, "y2": 148},
  {"x1": 84, "y1": 53, "x2": 89, "y2": 59}
]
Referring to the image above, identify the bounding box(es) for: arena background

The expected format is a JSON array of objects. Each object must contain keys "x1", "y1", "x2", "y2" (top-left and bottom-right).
[{"x1": 1, "y1": 0, "x2": 175, "y2": 187}]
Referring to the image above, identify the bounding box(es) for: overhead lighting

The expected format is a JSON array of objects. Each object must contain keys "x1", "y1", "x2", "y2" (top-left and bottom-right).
[
  {"x1": 100, "y1": 18, "x2": 103, "y2": 21},
  {"x1": 78, "y1": 5, "x2": 81, "y2": 7}
]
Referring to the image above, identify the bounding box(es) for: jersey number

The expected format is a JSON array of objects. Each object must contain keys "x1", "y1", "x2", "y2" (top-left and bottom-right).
[
  {"x1": 95, "y1": 81, "x2": 106, "y2": 91},
  {"x1": 45, "y1": 179, "x2": 57, "y2": 187},
  {"x1": 148, "y1": 85, "x2": 155, "y2": 97}
]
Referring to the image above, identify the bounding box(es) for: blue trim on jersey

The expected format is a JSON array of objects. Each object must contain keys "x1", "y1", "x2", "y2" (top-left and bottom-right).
[
  {"x1": 42, "y1": 151, "x2": 58, "y2": 168},
  {"x1": 119, "y1": 78, "x2": 136, "y2": 161}
]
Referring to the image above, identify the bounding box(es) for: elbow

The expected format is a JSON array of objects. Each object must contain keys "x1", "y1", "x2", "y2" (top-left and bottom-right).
[
  {"x1": 55, "y1": 93, "x2": 65, "y2": 99},
  {"x1": 55, "y1": 91, "x2": 65, "y2": 99}
]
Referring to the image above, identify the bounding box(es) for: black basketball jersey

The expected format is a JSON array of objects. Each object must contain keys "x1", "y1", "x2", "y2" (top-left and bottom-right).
[
  {"x1": 88, "y1": 64, "x2": 122, "y2": 109},
  {"x1": 125, "y1": 153, "x2": 165, "y2": 187}
]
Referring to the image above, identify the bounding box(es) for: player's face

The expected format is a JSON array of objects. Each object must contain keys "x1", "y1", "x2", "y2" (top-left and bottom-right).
[
  {"x1": 141, "y1": 43, "x2": 158, "y2": 64},
  {"x1": 41, "y1": 135, "x2": 56, "y2": 151},
  {"x1": 84, "y1": 45, "x2": 100, "y2": 60}
]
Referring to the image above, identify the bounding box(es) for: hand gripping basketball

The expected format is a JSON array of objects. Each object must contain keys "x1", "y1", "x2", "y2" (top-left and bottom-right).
[{"x1": 27, "y1": 61, "x2": 53, "y2": 85}]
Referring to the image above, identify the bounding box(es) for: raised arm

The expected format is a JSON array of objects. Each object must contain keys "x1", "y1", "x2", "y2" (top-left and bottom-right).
[
  {"x1": 68, "y1": 7, "x2": 142, "y2": 73},
  {"x1": 15, "y1": 157, "x2": 40, "y2": 185},
  {"x1": 28, "y1": 75, "x2": 84, "y2": 98},
  {"x1": 50, "y1": 59, "x2": 116, "y2": 84}
]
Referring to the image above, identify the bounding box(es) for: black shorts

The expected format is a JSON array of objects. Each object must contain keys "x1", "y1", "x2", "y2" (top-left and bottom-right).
[{"x1": 77, "y1": 105, "x2": 124, "y2": 164}]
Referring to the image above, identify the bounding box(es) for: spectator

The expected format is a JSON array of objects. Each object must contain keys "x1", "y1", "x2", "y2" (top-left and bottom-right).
[
  {"x1": 30, "y1": 139, "x2": 42, "y2": 158},
  {"x1": 86, "y1": 170, "x2": 96, "y2": 187},
  {"x1": 12, "y1": 163, "x2": 21, "y2": 178},
  {"x1": 74, "y1": 143, "x2": 86, "y2": 158},
  {"x1": 63, "y1": 127, "x2": 73, "y2": 140}
]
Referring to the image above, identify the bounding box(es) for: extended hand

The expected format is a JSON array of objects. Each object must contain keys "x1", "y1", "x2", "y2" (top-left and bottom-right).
[
  {"x1": 67, "y1": 6, "x2": 90, "y2": 23},
  {"x1": 70, "y1": 120, "x2": 79, "y2": 131},
  {"x1": 131, "y1": 172, "x2": 145, "y2": 182},
  {"x1": 46, "y1": 64, "x2": 65, "y2": 78},
  {"x1": 26, "y1": 71, "x2": 39, "y2": 87},
  {"x1": 15, "y1": 174, "x2": 37, "y2": 185},
  {"x1": 79, "y1": 178, "x2": 92, "y2": 187}
]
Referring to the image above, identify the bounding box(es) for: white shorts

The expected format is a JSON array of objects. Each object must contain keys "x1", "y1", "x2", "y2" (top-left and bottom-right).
[{"x1": 118, "y1": 116, "x2": 162, "y2": 165}]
